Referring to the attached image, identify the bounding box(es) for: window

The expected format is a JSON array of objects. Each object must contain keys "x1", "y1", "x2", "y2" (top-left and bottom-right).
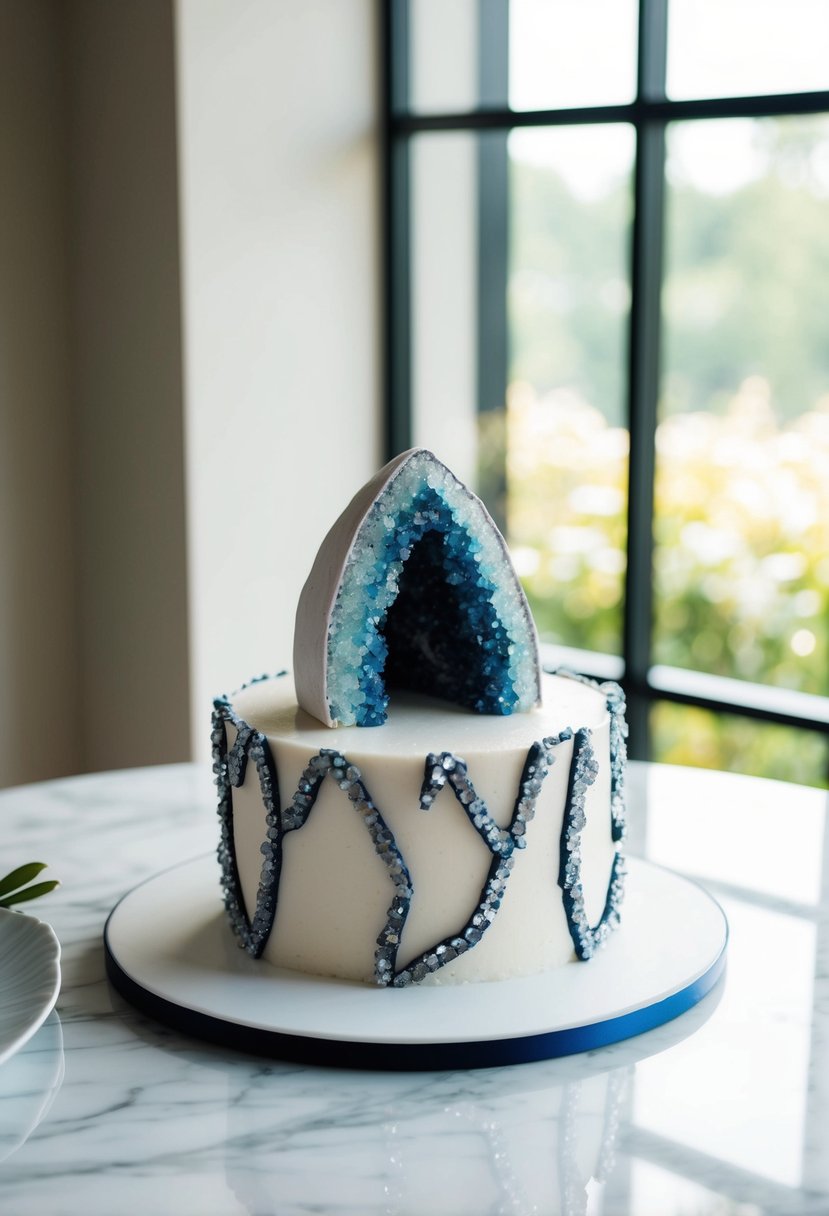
[{"x1": 383, "y1": 0, "x2": 829, "y2": 785}]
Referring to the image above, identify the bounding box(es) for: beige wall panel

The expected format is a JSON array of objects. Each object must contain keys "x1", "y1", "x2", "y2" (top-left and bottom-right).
[
  {"x1": 0, "y1": 0, "x2": 79, "y2": 786},
  {"x1": 176, "y1": 0, "x2": 381, "y2": 757},
  {"x1": 65, "y1": 0, "x2": 190, "y2": 771}
]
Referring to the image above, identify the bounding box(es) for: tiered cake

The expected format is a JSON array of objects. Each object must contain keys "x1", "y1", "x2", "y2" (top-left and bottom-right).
[{"x1": 212, "y1": 450, "x2": 627, "y2": 987}]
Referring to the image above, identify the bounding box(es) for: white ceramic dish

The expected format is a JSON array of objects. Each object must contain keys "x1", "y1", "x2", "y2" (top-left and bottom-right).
[{"x1": 0, "y1": 907, "x2": 61, "y2": 1066}]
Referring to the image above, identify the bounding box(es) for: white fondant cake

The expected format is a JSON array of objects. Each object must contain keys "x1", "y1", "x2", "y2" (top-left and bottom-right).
[
  {"x1": 212, "y1": 450, "x2": 627, "y2": 987},
  {"x1": 222, "y1": 671, "x2": 619, "y2": 984}
]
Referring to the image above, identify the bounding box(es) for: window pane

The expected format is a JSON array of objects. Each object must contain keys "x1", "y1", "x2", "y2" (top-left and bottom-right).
[
  {"x1": 509, "y1": 0, "x2": 637, "y2": 112},
  {"x1": 407, "y1": 0, "x2": 637, "y2": 116},
  {"x1": 410, "y1": 132, "x2": 480, "y2": 491},
  {"x1": 409, "y1": 0, "x2": 481, "y2": 115},
  {"x1": 410, "y1": 125, "x2": 633, "y2": 656},
  {"x1": 654, "y1": 117, "x2": 829, "y2": 695},
  {"x1": 651, "y1": 701, "x2": 829, "y2": 788},
  {"x1": 507, "y1": 126, "x2": 634, "y2": 654},
  {"x1": 667, "y1": 0, "x2": 829, "y2": 100}
]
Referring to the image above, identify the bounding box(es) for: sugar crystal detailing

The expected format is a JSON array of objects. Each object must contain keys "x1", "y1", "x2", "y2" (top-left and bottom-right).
[
  {"x1": 393, "y1": 733, "x2": 574, "y2": 987},
  {"x1": 212, "y1": 688, "x2": 283, "y2": 958},
  {"x1": 213, "y1": 684, "x2": 413, "y2": 979},
  {"x1": 280, "y1": 750, "x2": 413, "y2": 986},
  {"x1": 213, "y1": 672, "x2": 626, "y2": 984},
  {"x1": 551, "y1": 669, "x2": 628, "y2": 842},
  {"x1": 605, "y1": 682, "x2": 628, "y2": 843},
  {"x1": 558, "y1": 727, "x2": 627, "y2": 960}
]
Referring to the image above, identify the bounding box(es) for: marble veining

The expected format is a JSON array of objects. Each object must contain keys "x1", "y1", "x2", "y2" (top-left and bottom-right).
[{"x1": 0, "y1": 762, "x2": 828, "y2": 1215}]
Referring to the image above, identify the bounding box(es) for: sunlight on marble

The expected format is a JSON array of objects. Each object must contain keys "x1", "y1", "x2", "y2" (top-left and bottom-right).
[
  {"x1": 633, "y1": 896, "x2": 815, "y2": 1187},
  {"x1": 630, "y1": 1159, "x2": 764, "y2": 1216},
  {"x1": 643, "y1": 763, "x2": 826, "y2": 906},
  {"x1": 0, "y1": 760, "x2": 826, "y2": 1214}
]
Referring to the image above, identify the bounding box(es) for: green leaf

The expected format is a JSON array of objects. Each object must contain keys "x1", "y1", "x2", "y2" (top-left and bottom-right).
[
  {"x1": 0, "y1": 862, "x2": 48, "y2": 899},
  {"x1": 0, "y1": 880, "x2": 60, "y2": 908}
]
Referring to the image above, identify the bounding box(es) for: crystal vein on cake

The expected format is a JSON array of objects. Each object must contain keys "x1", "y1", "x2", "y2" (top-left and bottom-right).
[
  {"x1": 294, "y1": 449, "x2": 541, "y2": 728},
  {"x1": 212, "y1": 678, "x2": 625, "y2": 983}
]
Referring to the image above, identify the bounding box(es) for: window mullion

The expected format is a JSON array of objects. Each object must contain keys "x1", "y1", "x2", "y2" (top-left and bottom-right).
[
  {"x1": 623, "y1": 0, "x2": 669, "y2": 757},
  {"x1": 383, "y1": 0, "x2": 412, "y2": 458},
  {"x1": 638, "y1": 0, "x2": 669, "y2": 102},
  {"x1": 476, "y1": 0, "x2": 510, "y2": 532}
]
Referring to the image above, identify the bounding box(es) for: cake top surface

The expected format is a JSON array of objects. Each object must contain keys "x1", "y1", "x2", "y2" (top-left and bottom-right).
[
  {"x1": 292, "y1": 448, "x2": 541, "y2": 730},
  {"x1": 231, "y1": 671, "x2": 606, "y2": 760}
]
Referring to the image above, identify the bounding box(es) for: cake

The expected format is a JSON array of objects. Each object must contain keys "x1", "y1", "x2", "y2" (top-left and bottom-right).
[{"x1": 211, "y1": 449, "x2": 627, "y2": 987}]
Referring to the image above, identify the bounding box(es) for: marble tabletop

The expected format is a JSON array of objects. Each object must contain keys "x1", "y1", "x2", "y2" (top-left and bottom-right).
[{"x1": 0, "y1": 759, "x2": 827, "y2": 1215}]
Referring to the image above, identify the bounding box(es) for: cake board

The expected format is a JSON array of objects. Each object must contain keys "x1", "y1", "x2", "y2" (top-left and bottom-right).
[{"x1": 104, "y1": 854, "x2": 727, "y2": 1071}]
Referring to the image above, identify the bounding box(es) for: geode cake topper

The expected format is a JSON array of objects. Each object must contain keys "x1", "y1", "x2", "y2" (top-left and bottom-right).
[{"x1": 293, "y1": 448, "x2": 541, "y2": 728}]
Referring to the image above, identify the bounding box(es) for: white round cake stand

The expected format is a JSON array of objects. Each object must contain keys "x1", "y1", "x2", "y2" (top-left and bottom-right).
[{"x1": 104, "y1": 855, "x2": 727, "y2": 1070}]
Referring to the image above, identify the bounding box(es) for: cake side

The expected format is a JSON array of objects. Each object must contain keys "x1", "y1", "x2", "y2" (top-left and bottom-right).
[{"x1": 215, "y1": 670, "x2": 626, "y2": 986}]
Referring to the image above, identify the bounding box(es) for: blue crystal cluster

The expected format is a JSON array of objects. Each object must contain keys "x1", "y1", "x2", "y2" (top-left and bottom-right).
[{"x1": 326, "y1": 453, "x2": 538, "y2": 727}]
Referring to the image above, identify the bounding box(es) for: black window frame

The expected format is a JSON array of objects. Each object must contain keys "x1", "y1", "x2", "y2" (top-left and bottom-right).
[{"x1": 381, "y1": 0, "x2": 829, "y2": 765}]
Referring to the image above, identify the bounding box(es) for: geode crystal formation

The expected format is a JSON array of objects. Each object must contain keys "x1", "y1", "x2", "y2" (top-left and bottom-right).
[{"x1": 293, "y1": 448, "x2": 541, "y2": 728}]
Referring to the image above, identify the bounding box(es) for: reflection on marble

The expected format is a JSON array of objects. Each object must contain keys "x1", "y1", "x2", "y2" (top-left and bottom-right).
[
  {"x1": 0, "y1": 762, "x2": 827, "y2": 1214},
  {"x1": 0, "y1": 1013, "x2": 64, "y2": 1162}
]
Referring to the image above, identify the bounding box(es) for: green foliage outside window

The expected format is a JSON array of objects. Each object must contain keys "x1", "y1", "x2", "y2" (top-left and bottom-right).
[
  {"x1": 501, "y1": 118, "x2": 829, "y2": 787},
  {"x1": 506, "y1": 387, "x2": 829, "y2": 787}
]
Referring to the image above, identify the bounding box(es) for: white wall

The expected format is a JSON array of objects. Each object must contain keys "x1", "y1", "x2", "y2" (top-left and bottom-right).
[
  {"x1": 1, "y1": 0, "x2": 191, "y2": 785},
  {"x1": 0, "y1": 0, "x2": 79, "y2": 786},
  {"x1": 65, "y1": 0, "x2": 191, "y2": 773},
  {"x1": 176, "y1": 0, "x2": 381, "y2": 757},
  {"x1": 0, "y1": 0, "x2": 380, "y2": 784}
]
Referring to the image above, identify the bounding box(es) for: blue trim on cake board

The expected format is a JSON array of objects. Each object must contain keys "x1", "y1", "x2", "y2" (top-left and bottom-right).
[{"x1": 103, "y1": 876, "x2": 727, "y2": 1072}]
